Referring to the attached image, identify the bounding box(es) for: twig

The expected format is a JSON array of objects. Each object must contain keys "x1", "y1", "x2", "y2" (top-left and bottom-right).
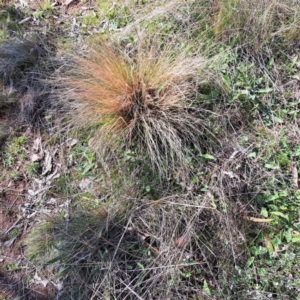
[
  {"x1": 118, "y1": 278, "x2": 144, "y2": 300},
  {"x1": 4, "y1": 216, "x2": 23, "y2": 235},
  {"x1": 19, "y1": 17, "x2": 32, "y2": 25}
]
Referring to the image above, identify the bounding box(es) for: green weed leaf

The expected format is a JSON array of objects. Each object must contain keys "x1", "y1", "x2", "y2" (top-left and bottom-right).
[
  {"x1": 285, "y1": 230, "x2": 292, "y2": 243},
  {"x1": 291, "y1": 56, "x2": 298, "y2": 67},
  {"x1": 200, "y1": 154, "x2": 215, "y2": 160},
  {"x1": 261, "y1": 207, "x2": 268, "y2": 218},
  {"x1": 290, "y1": 74, "x2": 299, "y2": 80},
  {"x1": 247, "y1": 152, "x2": 257, "y2": 158},
  {"x1": 203, "y1": 279, "x2": 211, "y2": 295},
  {"x1": 137, "y1": 262, "x2": 145, "y2": 270},
  {"x1": 265, "y1": 163, "x2": 280, "y2": 170},
  {"x1": 246, "y1": 256, "x2": 255, "y2": 267},
  {"x1": 257, "y1": 88, "x2": 273, "y2": 93},
  {"x1": 292, "y1": 236, "x2": 300, "y2": 243},
  {"x1": 44, "y1": 256, "x2": 61, "y2": 266},
  {"x1": 271, "y1": 211, "x2": 289, "y2": 220},
  {"x1": 271, "y1": 116, "x2": 283, "y2": 123}
]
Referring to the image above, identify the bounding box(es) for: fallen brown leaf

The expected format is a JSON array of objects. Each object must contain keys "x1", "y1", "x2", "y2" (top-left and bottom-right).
[
  {"x1": 33, "y1": 273, "x2": 49, "y2": 288},
  {"x1": 42, "y1": 150, "x2": 52, "y2": 175},
  {"x1": 64, "y1": 0, "x2": 77, "y2": 6},
  {"x1": 0, "y1": 237, "x2": 16, "y2": 248},
  {"x1": 31, "y1": 153, "x2": 43, "y2": 162},
  {"x1": 175, "y1": 234, "x2": 187, "y2": 248},
  {"x1": 290, "y1": 162, "x2": 299, "y2": 188}
]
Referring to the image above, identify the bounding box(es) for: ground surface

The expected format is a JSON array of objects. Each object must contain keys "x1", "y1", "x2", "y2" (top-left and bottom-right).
[{"x1": 1, "y1": 0, "x2": 300, "y2": 299}]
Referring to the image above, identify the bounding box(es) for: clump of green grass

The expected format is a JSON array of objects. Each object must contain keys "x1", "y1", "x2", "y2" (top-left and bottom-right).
[
  {"x1": 82, "y1": 14, "x2": 99, "y2": 27},
  {"x1": 25, "y1": 217, "x2": 60, "y2": 265},
  {"x1": 66, "y1": 39, "x2": 217, "y2": 179}
]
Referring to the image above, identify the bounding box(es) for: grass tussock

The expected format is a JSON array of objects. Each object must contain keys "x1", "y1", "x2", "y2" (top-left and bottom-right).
[
  {"x1": 67, "y1": 40, "x2": 217, "y2": 178},
  {"x1": 0, "y1": 38, "x2": 60, "y2": 125},
  {"x1": 213, "y1": 0, "x2": 300, "y2": 51},
  {"x1": 25, "y1": 191, "x2": 247, "y2": 299},
  {"x1": 112, "y1": 0, "x2": 300, "y2": 56}
]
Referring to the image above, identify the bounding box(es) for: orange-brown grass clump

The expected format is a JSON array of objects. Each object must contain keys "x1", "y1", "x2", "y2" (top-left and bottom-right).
[{"x1": 67, "y1": 40, "x2": 214, "y2": 178}]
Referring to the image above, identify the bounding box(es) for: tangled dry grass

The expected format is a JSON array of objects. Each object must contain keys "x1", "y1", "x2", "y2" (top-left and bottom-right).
[
  {"x1": 0, "y1": 38, "x2": 59, "y2": 125},
  {"x1": 213, "y1": 0, "x2": 300, "y2": 52},
  {"x1": 24, "y1": 129, "x2": 271, "y2": 299}
]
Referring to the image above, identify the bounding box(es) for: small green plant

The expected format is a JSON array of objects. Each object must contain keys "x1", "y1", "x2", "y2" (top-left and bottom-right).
[
  {"x1": 34, "y1": 11, "x2": 45, "y2": 19},
  {"x1": 3, "y1": 135, "x2": 27, "y2": 166},
  {"x1": 82, "y1": 14, "x2": 99, "y2": 27},
  {"x1": 97, "y1": 1, "x2": 133, "y2": 29},
  {"x1": 10, "y1": 170, "x2": 22, "y2": 181},
  {"x1": 33, "y1": 0, "x2": 52, "y2": 19},
  {"x1": 75, "y1": 147, "x2": 97, "y2": 179},
  {"x1": 26, "y1": 162, "x2": 41, "y2": 178},
  {"x1": 53, "y1": 174, "x2": 73, "y2": 196}
]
